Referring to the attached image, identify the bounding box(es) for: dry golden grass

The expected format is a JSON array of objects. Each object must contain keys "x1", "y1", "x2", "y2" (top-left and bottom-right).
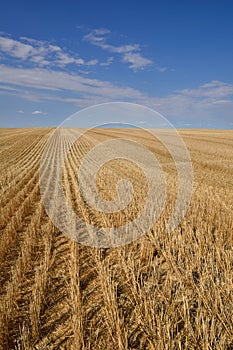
[{"x1": 0, "y1": 127, "x2": 232, "y2": 349}]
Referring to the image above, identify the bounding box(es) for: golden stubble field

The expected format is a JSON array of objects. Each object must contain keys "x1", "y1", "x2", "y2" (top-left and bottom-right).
[{"x1": 0, "y1": 128, "x2": 232, "y2": 350}]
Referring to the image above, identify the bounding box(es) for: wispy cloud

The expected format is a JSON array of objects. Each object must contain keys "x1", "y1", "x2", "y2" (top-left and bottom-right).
[
  {"x1": 100, "y1": 56, "x2": 114, "y2": 67},
  {"x1": 0, "y1": 32, "x2": 167, "y2": 73},
  {"x1": 0, "y1": 34, "x2": 98, "y2": 68},
  {"x1": 177, "y1": 80, "x2": 233, "y2": 99},
  {"x1": 157, "y1": 66, "x2": 168, "y2": 73},
  {"x1": 0, "y1": 32, "x2": 232, "y2": 127},
  {"x1": 84, "y1": 28, "x2": 153, "y2": 71},
  {"x1": 121, "y1": 52, "x2": 153, "y2": 71},
  {"x1": 1, "y1": 64, "x2": 232, "y2": 124},
  {"x1": 84, "y1": 29, "x2": 139, "y2": 53},
  {"x1": 32, "y1": 110, "x2": 46, "y2": 115},
  {"x1": 0, "y1": 64, "x2": 144, "y2": 103},
  {"x1": 212, "y1": 99, "x2": 232, "y2": 104}
]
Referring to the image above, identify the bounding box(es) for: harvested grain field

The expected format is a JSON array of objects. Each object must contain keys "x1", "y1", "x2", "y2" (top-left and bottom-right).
[{"x1": 0, "y1": 128, "x2": 232, "y2": 349}]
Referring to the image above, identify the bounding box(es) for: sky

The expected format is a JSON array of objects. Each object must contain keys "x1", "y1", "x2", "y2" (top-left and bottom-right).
[{"x1": 0, "y1": 0, "x2": 233, "y2": 128}]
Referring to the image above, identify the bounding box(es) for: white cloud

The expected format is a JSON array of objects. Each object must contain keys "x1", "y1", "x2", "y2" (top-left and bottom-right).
[
  {"x1": 0, "y1": 84, "x2": 18, "y2": 92},
  {"x1": 0, "y1": 31, "x2": 162, "y2": 73},
  {"x1": 0, "y1": 34, "x2": 98, "y2": 68},
  {"x1": 0, "y1": 64, "x2": 144, "y2": 102},
  {"x1": 178, "y1": 80, "x2": 233, "y2": 99},
  {"x1": 201, "y1": 80, "x2": 226, "y2": 88},
  {"x1": 84, "y1": 29, "x2": 152, "y2": 71},
  {"x1": 86, "y1": 59, "x2": 99, "y2": 66},
  {"x1": 84, "y1": 29, "x2": 140, "y2": 53},
  {"x1": 32, "y1": 110, "x2": 45, "y2": 114},
  {"x1": 100, "y1": 57, "x2": 114, "y2": 67},
  {"x1": 122, "y1": 52, "x2": 152, "y2": 71},
  {"x1": 91, "y1": 28, "x2": 111, "y2": 36},
  {"x1": 212, "y1": 99, "x2": 232, "y2": 104},
  {"x1": 0, "y1": 36, "x2": 33, "y2": 59},
  {"x1": 1, "y1": 64, "x2": 233, "y2": 125},
  {"x1": 157, "y1": 66, "x2": 168, "y2": 73},
  {"x1": 0, "y1": 30, "x2": 231, "y2": 127},
  {"x1": 17, "y1": 110, "x2": 24, "y2": 114}
]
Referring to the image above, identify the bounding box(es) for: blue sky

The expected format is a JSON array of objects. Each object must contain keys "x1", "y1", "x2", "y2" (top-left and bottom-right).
[{"x1": 0, "y1": 0, "x2": 233, "y2": 128}]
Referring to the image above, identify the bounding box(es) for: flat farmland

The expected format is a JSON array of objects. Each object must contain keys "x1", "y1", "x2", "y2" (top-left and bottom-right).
[{"x1": 0, "y1": 128, "x2": 232, "y2": 349}]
